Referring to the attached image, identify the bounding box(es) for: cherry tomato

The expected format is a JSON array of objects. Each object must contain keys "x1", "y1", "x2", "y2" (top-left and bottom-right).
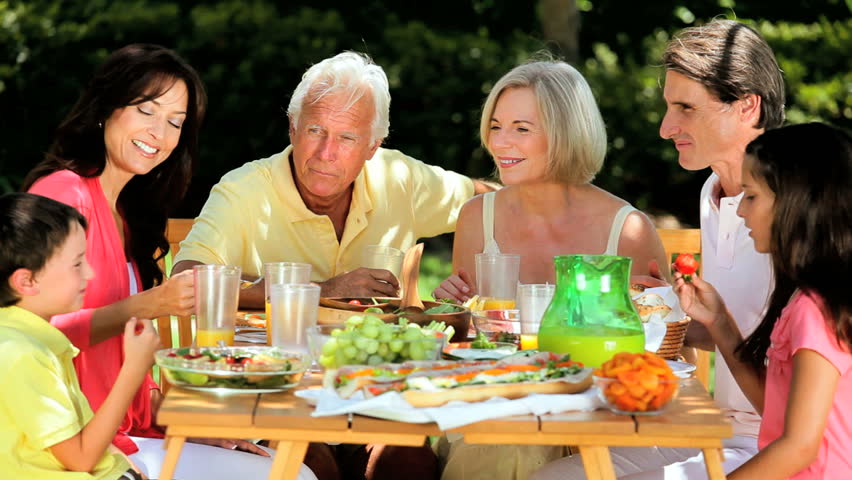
[
  {"x1": 674, "y1": 253, "x2": 700, "y2": 280},
  {"x1": 348, "y1": 299, "x2": 363, "y2": 305}
]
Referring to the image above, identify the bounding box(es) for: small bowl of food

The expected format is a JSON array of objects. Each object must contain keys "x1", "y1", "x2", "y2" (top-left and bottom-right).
[
  {"x1": 306, "y1": 316, "x2": 447, "y2": 370},
  {"x1": 593, "y1": 352, "x2": 679, "y2": 415},
  {"x1": 320, "y1": 297, "x2": 393, "y2": 312},
  {"x1": 471, "y1": 309, "x2": 521, "y2": 345},
  {"x1": 155, "y1": 346, "x2": 308, "y2": 393}
]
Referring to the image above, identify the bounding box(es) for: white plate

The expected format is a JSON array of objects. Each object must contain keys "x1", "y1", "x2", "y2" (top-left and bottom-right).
[
  {"x1": 235, "y1": 331, "x2": 267, "y2": 344},
  {"x1": 184, "y1": 385, "x2": 292, "y2": 395},
  {"x1": 236, "y1": 326, "x2": 266, "y2": 333},
  {"x1": 447, "y1": 345, "x2": 518, "y2": 361},
  {"x1": 666, "y1": 359, "x2": 697, "y2": 379}
]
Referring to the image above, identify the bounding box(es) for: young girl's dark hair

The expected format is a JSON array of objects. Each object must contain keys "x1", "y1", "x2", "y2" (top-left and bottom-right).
[
  {"x1": 0, "y1": 193, "x2": 88, "y2": 307},
  {"x1": 22, "y1": 44, "x2": 207, "y2": 290},
  {"x1": 737, "y1": 123, "x2": 852, "y2": 370}
]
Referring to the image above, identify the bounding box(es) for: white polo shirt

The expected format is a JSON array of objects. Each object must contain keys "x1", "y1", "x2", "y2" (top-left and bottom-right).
[{"x1": 700, "y1": 172, "x2": 773, "y2": 439}]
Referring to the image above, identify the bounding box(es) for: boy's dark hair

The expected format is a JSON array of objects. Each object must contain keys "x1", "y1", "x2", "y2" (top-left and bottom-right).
[
  {"x1": 737, "y1": 123, "x2": 852, "y2": 370},
  {"x1": 0, "y1": 193, "x2": 88, "y2": 307}
]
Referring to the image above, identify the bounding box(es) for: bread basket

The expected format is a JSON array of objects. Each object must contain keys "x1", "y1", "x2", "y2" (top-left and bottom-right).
[{"x1": 653, "y1": 316, "x2": 691, "y2": 359}]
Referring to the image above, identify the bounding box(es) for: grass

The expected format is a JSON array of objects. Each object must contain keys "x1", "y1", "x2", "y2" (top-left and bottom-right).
[{"x1": 417, "y1": 252, "x2": 453, "y2": 301}]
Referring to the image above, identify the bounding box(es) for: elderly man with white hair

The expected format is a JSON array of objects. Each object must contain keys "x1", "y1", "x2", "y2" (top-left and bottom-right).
[
  {"x1": 174, "y1": 51, "x2": 494, "y2": 304},
  {"x1": 173, "y1": 51, "x2": 494, "y2": 480}
]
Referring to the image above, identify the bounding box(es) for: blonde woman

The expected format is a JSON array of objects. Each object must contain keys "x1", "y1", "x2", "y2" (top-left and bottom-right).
[
  {"x1": 432, "y1": 59, "x2": 668, "y2": 480},
  {"x1": 434, "y1": 59, "x2": 667, "y2": 303}
]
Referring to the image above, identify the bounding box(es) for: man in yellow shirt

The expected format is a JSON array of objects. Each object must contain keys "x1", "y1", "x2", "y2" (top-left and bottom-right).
[{"x1": 173, "y1": 51, "x2": 496, "y2": 305}]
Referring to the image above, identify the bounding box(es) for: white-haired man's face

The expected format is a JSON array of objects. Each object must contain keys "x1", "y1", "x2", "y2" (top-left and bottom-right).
[{"x1": 289, "y1": 92, "x2": 380, "y2": 207}]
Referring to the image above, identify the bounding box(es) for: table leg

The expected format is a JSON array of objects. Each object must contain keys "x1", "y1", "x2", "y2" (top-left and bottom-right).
[
  {"x1": 159, "y1": 436, "x2": 186, "y2": 480},
  {"x1": 702, "y1": 448, "x2": 726, "y2": 479},
  {"x1": 578, "y1": 446, "x2": 616, "y2": 480},
  {"x1": 268, "y1": 440, "x2": 309, "y2": 480}
]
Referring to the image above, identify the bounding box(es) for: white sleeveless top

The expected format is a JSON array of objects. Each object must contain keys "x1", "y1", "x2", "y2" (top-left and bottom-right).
[
  {"x1": 127, "y1": 262, "x2": 139, "y2": 295},
  {"x1": 481, "y1": 191, "x2": 636, "y2": 255}
]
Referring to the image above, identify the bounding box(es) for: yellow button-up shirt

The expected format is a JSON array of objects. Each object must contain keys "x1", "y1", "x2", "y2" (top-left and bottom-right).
[
  {"x1": 0, "y1": 306, "x2": 129, "y2": 479},
  {"x1": 175, "y1": 146, "x2": 474, "y2": 279}
]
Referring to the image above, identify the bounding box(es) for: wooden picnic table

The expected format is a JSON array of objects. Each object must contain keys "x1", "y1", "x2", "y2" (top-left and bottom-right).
[{"x1": 157, "y1": 377, "x2": 731, "y2": 480}]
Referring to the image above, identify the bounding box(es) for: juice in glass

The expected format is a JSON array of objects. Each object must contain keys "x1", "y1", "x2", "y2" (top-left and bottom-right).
[
  {"x1": 482, "y1": 297, "x2": 516, "y2": 310},
  {"x1": 196, "y1": 329, "x2": 235, "y2": 347},
  {"x1": 265, "y1": 301, "x2": 272, "y2": 345},
  {"x1": 520, "y1": 334, "x2": 539, "y2": 350},
  {"x1": 537, "y1": 325, "x2": 644, "y2": 367}
]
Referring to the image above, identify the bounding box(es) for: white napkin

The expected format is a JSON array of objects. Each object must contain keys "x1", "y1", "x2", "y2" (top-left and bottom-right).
[
  {"x1": 297, "y1": 386, "x2": 602, "y2": 431},
  {"x1": 634, "y1": 286, "x2": 687, "y2": 352}
]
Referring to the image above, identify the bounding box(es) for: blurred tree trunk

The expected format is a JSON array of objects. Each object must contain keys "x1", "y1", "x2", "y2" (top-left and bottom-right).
[{"x1": 538, "y1": 0, "x2": 580, "y2": 64}]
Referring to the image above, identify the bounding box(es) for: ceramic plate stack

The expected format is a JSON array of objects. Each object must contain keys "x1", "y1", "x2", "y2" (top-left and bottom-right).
[{"x1": 654, "y1": 316, "x2": 691, "y2": 359}]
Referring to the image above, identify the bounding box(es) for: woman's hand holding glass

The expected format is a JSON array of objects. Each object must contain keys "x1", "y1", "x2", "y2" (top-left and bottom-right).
[{"x1": 152, "y1": 269, "x2": 195, "y2": 317}]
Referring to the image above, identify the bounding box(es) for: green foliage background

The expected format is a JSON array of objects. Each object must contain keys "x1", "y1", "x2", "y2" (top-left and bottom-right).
[{"x1": 1, "y1": 0, "x2": 850, "y2": 228}]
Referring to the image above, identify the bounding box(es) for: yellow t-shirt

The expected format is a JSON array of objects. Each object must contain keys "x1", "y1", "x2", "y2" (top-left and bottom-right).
[
  {"x1": 0, "y1": 306, "x2": 129, "y2": 480},
  {"x1": 175, "y1": 146, "x2": 474, "y2": 279}
]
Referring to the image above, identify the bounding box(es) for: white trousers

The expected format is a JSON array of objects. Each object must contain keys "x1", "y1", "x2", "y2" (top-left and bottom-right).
[
  {"x1": 530, "y1": 435, "x2": 757, "y2": 480},
  {"x1": 128, "y1": 437, "x2": 318, "y2": 480}
]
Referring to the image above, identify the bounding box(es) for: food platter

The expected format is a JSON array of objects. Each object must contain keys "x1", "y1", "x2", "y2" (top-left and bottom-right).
[{"x1": 155, "y1": 346, "x2": 307, "y2": 393}]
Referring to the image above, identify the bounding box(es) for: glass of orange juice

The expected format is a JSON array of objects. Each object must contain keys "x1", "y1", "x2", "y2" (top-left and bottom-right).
[
  {"x1": 481, "y1": 297, "x2": 516, "y2": 309},
  {"x1": 518, "y1": 284, "x2": 555, "y2": 350},
  {"x1": 193, "y1": 265, "x2": 241, "y2": 347},
  {"x1": 475, "y1": 253, "x2": 520, "y2": 310},
  {"x1": 263, "y1": 262, "x2": 312, "y2": 343}
]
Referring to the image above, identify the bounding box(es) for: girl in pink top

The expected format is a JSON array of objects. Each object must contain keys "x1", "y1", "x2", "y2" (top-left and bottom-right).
[{"x1": 675, "y1": 122, "x2": 852, "y2": 480}]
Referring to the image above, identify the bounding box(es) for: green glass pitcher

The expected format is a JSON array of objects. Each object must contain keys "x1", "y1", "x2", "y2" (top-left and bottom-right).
[{"x1": 537, "y1": 255, "x2": 645, "y2": 367}]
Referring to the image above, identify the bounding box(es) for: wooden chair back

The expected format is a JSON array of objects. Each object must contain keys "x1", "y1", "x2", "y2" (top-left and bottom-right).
[
  {"x1": 155, "y1": 219, "x2": 196, "y2": 392},
  {"x1": 655, "y1": 228, "x2": 711, "y2": 391}
]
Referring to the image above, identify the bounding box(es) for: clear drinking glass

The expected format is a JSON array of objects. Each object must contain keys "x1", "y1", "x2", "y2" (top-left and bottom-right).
[
  {"x1": 263, "y1": 262, "x2": 312, "y2": 340},
  {"x1": 193, "y1": 264, "x2": 242, "y2": 347},
  {"x1": 268, "y1": 283, "x2": 321, "y2": 354},
  {"x1": 363, "y1": 245, "x2": 404, "y2": 279},
  {"x1": 475, "y1": 253, "x2": 521, "y2": 309}
]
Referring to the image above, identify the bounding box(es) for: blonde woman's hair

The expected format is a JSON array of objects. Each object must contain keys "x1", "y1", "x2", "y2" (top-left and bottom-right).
[
  {"x1": 480, "y1": 60, "x2": 607, "y2": 185},
  {"x1": 288, "y1": 51, "x2": 390, "y2": 145}
]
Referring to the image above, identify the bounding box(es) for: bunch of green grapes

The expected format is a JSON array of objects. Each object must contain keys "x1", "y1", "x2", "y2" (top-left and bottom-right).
[{"x1": 317, "y1": 315, "x2": 442, "y2": 368}]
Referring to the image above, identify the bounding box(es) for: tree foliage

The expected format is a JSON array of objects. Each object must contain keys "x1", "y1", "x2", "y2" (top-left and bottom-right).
[{"x1": 1, "y1": 0, "x2": 849, "y2": 225}]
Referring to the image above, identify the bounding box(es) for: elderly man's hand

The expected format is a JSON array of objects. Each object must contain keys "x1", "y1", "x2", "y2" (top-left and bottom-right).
[{"x1": 319, "y1": 268, "x2": 400, "y2": 298}]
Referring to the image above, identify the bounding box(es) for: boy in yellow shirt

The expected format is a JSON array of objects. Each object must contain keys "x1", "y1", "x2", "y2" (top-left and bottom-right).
[{"x1": 0, "y1": 193, "x2": 160, "y2": 480}]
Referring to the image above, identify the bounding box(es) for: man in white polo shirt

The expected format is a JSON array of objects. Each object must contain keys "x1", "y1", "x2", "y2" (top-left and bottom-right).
[{"x1": 532, "y1": 19, "x2": 785, "y2": 479}]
